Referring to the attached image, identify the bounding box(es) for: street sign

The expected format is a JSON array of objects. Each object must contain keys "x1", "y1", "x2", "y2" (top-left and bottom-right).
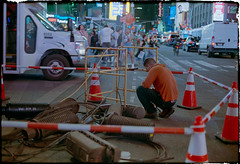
[{"x1": 121, "y1": 13, "x2": 135, "y2": 26}]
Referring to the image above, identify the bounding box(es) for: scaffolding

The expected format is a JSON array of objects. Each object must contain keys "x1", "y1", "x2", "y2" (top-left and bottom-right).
[{"x1": 84, "y1": 46, "x2": 158, "y2": 108}]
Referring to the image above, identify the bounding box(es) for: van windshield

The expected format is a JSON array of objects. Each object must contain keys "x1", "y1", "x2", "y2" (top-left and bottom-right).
[{"x1": 29, "y1": 8, "x2": 57, "y2": 31}]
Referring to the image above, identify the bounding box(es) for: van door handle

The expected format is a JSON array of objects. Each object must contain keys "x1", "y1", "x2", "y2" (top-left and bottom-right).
[{"x1": 228, "y1": 38, "x2": 230, "y2": 42}]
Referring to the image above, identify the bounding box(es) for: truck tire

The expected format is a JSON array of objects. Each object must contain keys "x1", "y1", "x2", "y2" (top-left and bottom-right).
[
  {"x1": 198, "y1": 49, "x2": 202, "y2": 55},
  {"x1": 42, "y1": 54, "x2": 70, "y2": 81}
]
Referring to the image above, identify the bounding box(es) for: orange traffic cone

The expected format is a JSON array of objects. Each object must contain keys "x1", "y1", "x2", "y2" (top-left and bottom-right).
[
  {"x1": 216, "y1": 81, "x2": 238, "y2": 144},
  {"x1": 1, "y1": 69, "x2": 9, "y2": 101},
  {"x1": 186, "y1": 116, "x2": 208, "y2": 163},
  {"x1": 88, "y1": 63, "x2": 102, "y2": 103},
  {"x1": 177, "y1": 67, "x2": 201, "y2": 110}
]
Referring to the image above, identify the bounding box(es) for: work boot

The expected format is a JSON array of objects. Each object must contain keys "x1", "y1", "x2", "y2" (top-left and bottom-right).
[
  {"x1": 144, "y1": 112, "x2": 158, "y2": 119},
  {"x1": 159, "y1": 107, "x2": 175, "y2": 118}
]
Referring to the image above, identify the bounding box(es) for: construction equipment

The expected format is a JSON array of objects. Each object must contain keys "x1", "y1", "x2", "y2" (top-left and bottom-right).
[
  {"x1": 104, "y1": 113, "x2": 155, "y2": 141},
  {"x1": 66, "y1": 131, "x2": 121, "y2": 162}
]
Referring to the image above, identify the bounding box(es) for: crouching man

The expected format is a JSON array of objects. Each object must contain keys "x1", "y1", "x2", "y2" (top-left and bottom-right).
[{"x1": 136, "y1": 58, "x2": 178, "y2": 119}]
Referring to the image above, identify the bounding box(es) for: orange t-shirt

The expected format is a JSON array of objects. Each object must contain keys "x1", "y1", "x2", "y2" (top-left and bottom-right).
[{"x1": 142, "y1": 64, "x2": 178, "y2": 102}]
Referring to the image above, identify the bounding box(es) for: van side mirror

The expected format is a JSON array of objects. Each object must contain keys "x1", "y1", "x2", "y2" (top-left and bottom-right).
[{"x1": 67, "y1": 18, "x2": 73, "y2": 31}]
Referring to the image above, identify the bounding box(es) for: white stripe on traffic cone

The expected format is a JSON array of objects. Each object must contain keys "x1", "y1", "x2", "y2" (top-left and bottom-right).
[{"x1": 186, "y1": 116, "x2": 208, "y2": 163}]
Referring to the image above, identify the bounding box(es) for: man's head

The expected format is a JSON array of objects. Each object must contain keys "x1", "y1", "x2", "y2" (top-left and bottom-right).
[
  {"x1": 117, "y1": 29, "x2": 122, "y2": 34},
  {"x1": 143, "y1": 58, "x2": 156, "y2": 72}
]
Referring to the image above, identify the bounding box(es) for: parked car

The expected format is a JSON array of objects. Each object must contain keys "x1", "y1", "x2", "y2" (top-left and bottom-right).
[
  {"x1": 198, "y1": 22, "x2": 238, "y2": 58},
  {"x1": 182, "y1": 36, "x2": 200, "y2": 52}
]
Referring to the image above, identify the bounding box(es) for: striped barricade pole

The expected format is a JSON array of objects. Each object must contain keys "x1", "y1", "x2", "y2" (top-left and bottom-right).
[
  {"x1": 192, "y1": 71, "x2": 231, "y2": 91},
  {"x1": 202, "y1": 89, "x2": 233, "y2": 124},
  {"x1": 2, "y1": 118, "x2": 209, "y2": 162},
  {"x1": 1, "y1": 120, "x2": 193, "y2": 135}
]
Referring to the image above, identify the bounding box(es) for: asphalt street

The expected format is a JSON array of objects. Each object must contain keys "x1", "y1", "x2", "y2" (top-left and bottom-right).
[{"x1": 1, "y1": 45, "x2": 238, "y2": 163}]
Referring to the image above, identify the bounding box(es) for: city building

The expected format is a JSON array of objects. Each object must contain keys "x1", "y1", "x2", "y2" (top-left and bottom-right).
[{"x1": 189, "y1": 2, "x2": 238, "y2": 29}]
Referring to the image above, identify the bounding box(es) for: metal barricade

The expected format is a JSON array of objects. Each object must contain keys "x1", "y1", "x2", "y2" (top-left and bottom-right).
[{"x1": 84, "y1": 47, "x2": 128, "y2": 107}]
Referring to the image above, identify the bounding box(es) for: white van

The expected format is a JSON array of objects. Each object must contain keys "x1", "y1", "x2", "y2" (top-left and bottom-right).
[
  {"x1": 198, "y1": 22, "x2": 238, "y2": 58},
  {"x1": 3, "y1": 3, "x2": 87, "y2": 80}
]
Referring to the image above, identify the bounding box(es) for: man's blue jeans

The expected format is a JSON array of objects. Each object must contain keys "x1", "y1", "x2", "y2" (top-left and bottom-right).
[{"x1": 136, "y1": 86, "x2": 176, "y2": 114}]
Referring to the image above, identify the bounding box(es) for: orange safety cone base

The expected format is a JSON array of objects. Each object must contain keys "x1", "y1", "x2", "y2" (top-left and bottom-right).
[
  {"x1": 215, "y1": 115, "x2": 239, "y2": 144},
  {"x1": 1, "y1": 97, "x2": 10, "y2": 101},
  {"x1": 87, "y1": 98, "x2": 106, "y2": 104},
  {"x1": 215, "y1": 132, "x2": 238, "y2": 144},
  {"x1": 177, "y1": 104, "x2": 201, "y2": 110}
]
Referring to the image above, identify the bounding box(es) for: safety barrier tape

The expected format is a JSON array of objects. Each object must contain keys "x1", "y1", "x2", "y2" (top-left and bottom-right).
[
  {"x1": 202, "y1": 89, "x2": 233, "y2": 124},
  {"x1": 2, "y1": 64, "x2": 188, "y2": 74},
  {"x1": 192, "y1": 71, "x2": 231, "y2": 91},
  {"x1": 1, "y1": 120, "x2": 193, "y2": 135}
]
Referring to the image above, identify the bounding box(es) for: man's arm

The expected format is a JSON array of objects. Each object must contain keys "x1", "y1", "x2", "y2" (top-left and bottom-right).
[{"x1": 142, "y1": 69, "x2": 156, "y2": 88}]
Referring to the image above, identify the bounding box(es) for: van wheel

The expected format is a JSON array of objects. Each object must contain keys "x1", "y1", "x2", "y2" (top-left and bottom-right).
[
  {"x1": 198, "y1": 49, "x2": 202, "y2": 55},
  {"x1": 42, "y1": 54, "x2": 70, "y2": 81},
  {"x1": 207, "y1": 50, "x2": 213, "y2": 58}
]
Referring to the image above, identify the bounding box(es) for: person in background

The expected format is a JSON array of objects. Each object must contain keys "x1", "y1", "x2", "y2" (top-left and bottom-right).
[
  {"x1": 99, "y1": 25, "x2": 113, "y2": 63},
  {"x1": 123, "y1": 28, "x2": 134, "y2": 68},
  {"x1": 77, "y1": 24, "x2": 89, "y2": 47},
  {"x1": 136, "y1": 31, "x2": 142, "y2": 47},
  {"x1": 110, "y1": 27, "x2": 120, "y2": 62},
  {"x1": 132, "y1": 31, "x2": 138, "y2": 55},
  {"x1": 90, "y1": 30, "x2": 98, "y2": 54},
  {"x1": 146, "y1": 35, "x2": 159, "y2": 59},
  {"x1": 135, "y1": 34, "x2": 147, "y2": 62},
  {"x1": 136, "y1": 58, "x2": 178, "y2": 119}
]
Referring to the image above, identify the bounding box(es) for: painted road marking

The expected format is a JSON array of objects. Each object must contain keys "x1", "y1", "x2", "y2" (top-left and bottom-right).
[{"x1": 158, "y1": 53, "x2": 187, "y2": 71}]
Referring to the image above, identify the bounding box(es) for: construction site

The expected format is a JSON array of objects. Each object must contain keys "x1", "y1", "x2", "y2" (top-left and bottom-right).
[{"x1": 1, "y1": 47, "x2": 239, "y2": 163}]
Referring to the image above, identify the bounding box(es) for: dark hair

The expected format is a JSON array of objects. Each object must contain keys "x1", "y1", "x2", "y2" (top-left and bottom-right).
[
  {"x1": 78, "y1": 24, "x2": 84, "y2": 30},
  {"x1": 143, "y1": 58, "x2": 156, "y2": 66},
  {"x1": 104, "y1": 25, "x2": 108, "y2": 27},
  {"x1": 111, "y1": 27, "x2": 114, "y2": 31}
]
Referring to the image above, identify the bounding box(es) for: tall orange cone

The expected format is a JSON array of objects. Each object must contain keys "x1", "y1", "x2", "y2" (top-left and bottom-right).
[
  {"x1": 1, "y1": 69, "x2": 9, "y2": 101},
  {"x1": 186, "y1": 116, "x2": 208, "y2": 163},
  {"x1": 177, "y1": 67, "x2": 201, "y2": 110},
  {"x1": 216, "y1": 81, "x2": 238, "y2": 144},
  {"x1": 88, "y1": 63, "x2": 102, "y2": 103}
]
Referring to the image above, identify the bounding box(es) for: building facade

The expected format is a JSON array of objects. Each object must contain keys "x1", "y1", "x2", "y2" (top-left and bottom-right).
[{"x1": 189, "y1": 2, "x2": 238, "y2": 29}]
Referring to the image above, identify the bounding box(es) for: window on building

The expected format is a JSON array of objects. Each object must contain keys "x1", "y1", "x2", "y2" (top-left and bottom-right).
[{"x1": 228, "y1": 6, "x2": 237, "y2": 14}]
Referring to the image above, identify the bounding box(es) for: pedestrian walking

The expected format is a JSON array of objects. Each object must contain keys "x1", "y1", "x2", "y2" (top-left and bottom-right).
[
  {"x1": 146, "y1": 35, "x2": 159, "y2": 60},
  {"x1": 90, "y1": 30, "x2": 98, "y2": 54},
  {"x1": 77, "y1": 25, "x2": 89, "y2": 47},
  {"x1": 136, "y1": 58, "x2": 178, "y2": 119},
  {"x1": 135, "y1": 34, "x2": 147, "y2": 62},
  {"x1": 99, "y1": 25, "x2": 113, "y2": 63},
  {"x1": 110, "y1": 27, "x2": 120, "y2": 62},
  {"x1": 123, "y1": 28, "x2": 135, "y2": 68},
  {"x1": 132, "y1": 32, "x2": 138, "y2": 55}
]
